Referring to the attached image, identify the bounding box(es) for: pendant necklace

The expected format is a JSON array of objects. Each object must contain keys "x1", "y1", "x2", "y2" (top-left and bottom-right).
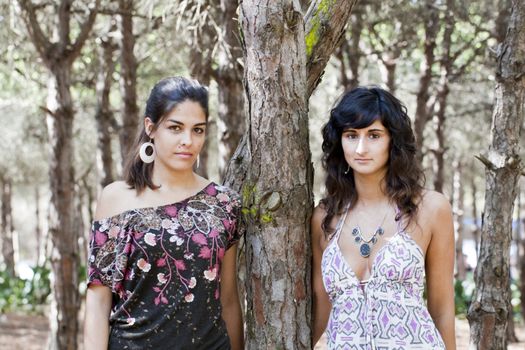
[{"x1": 351, "y1": 208, "x2": 389, "y2": 258}]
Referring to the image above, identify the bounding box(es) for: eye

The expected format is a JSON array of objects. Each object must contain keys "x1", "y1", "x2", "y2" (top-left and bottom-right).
[
  {"x1": 345, "y1": 133, "x2": 358, "y2": 139},
  {"x1": 169, "y1": 125, "x2": 182, "y2": 132},
  {"x1": 369, "y1": 133, "x2": 381, "y2": 139},
  {"x1": 194, "y1": 127, "x2": 205, "y2": 134}
]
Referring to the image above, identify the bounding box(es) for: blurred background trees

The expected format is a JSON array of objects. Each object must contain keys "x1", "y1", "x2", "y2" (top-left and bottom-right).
[{"x1": 0, "y1": 0, "x2": 524, "y2": 349}]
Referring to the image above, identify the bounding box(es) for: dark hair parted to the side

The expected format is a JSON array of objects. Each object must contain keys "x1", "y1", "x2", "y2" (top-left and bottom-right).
[
  {"x1": 320, "y1": 86, "x2": 424, "y2": 238},
  {"x1": 124, "y1": 76, "x2": 209, "y2": 193}
]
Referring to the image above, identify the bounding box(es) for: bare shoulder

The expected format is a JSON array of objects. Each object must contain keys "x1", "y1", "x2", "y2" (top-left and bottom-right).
[
  {"x1": 312, "y1": 204, "x2": 329, "y2": 248},
  {"x1": 94, "y1": 181, "x2": 137, "y2": 220},
  {"x1": 419, "y1": 189, "x2": 453, "y2": 227},
  {"x1": 312, "y1": 204, "x2": 328, "y2": 230}
]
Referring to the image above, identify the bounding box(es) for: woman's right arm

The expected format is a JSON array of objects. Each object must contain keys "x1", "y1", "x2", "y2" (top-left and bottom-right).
[
  {"x1": 84, "y1": 285, "x2": 112, "y2": 349},
  {"x1": 311, "y1": 205, "x2": 331, "y2": 345}
]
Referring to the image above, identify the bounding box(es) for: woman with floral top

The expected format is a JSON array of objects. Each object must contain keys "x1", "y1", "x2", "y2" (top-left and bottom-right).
[{"x1": 84, "y1": 77, "x2": 244, "y2": 349}]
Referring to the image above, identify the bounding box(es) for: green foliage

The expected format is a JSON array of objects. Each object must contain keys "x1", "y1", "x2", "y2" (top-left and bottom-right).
[
  {"x1": 0, "y1": 264, "x2": 51, "y2": 314},
  {"x1": 454, "y1": 277, "x2": 470, "y2": 315}
]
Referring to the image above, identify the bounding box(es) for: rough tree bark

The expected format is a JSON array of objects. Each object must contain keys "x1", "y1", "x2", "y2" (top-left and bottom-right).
[
  {"x1": 95, "y1": 24, "x2": 118, "y2": 188},
  {"x1": 1, "y1": 178, "x2": 15, "y2": 277},
  {"x1": 467, "y1": 1, "x2": 525, "y2": 348},
  {"x1": 17, "y1": 1, "x2": 99, "y2": 349},
  {"x1": 226, "y1": 0, "x2": 357, "y2": 348},
  {"x1": 118, "y1": 0, "x2": 140, "y2": 166}
]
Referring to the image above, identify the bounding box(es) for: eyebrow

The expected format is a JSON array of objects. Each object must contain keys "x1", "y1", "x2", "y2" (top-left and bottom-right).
[
  {"x1": 166, "y1": 119, "x2": 207, "y2": 127},
  {"x1": 343, "y1": 128, "x2": 386, "y2": 133}
]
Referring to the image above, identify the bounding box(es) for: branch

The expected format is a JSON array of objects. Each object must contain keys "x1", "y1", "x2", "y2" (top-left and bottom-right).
[
  {"x1": 17, "y1": 0, "x2": 52, "y2": 61},
  {"x1": 304, "y1": 0, "x2": 359, "y2": 96},
  {"x1": 475, "y1": 154, "x2": 525, "y2": 176},
  {"x1": 70, "y1": 0, "x2": 100, "y2": 61}
]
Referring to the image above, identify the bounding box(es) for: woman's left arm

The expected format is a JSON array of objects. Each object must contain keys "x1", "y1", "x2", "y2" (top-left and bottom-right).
[
  {"x1": 425, "y1": 192, "x2": 456, "y2": 349},
  {"x1": 220, "y1": 244, "x2": 244, "y2": 350}
]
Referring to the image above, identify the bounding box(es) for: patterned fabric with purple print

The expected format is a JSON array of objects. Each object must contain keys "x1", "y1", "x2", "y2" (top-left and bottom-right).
[{"x1": 321, "y1": 222, "x2": 445, "y2": 349}]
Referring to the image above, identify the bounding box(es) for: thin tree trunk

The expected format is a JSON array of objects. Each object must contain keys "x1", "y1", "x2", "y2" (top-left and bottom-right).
[
  {"x1": 518, "y1": 191, "x2": 525, "y2": 320},
  {"x1": 35, "y1": 186, "x2": 42, "y2": 266},
  {"x1": 216, "y1": 0, "x2": 244, "y2": 180},
  {"x1": 1, "y1": 178, "x2": 15, "y2": 277},
  {"x1": 118, "y1": 0, "x2": 140, "y2": 166},
  {"x1": 46, "y1": 68, "x2": 80, "y2": 350},
  {"x1": 432, "y1": 0, "x2": 454, "y2": 193},
  {"x1": 188, "y1": 0, "x2": 216, "y2": 178},
  {"x1": 467, "y1": 1, "x2": 525, "y2": 348},
  {"x1": 471, "y1": 174, "x2": 480, "y2": 256},
  {"x1": 95, "y1": 27, "x2": 117, "y2": 188},
  {"x1": 453, "y1": 160, "x2": 466, "y2": 280},
  {"x1": 17, "y1": 1, "x2": 99, "y2": 348},
  {"x1": 413, "y1": 0, "x2": 439, "y2": 162}
]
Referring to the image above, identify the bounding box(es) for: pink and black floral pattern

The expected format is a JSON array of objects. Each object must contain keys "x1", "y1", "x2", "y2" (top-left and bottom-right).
[{"x1": 88, "y1": 182, "x2": 244, "y2": 349}]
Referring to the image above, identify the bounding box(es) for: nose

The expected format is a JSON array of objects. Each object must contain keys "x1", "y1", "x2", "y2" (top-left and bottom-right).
[
  {"x1": 355, "y1": 136, "x2": 367, "y2": 155},
  {"x1": 181, "y1": 131, "x2": 193, "y2": 146}
]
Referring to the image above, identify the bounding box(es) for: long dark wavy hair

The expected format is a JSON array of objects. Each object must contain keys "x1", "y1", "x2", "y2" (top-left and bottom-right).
[
  {"x1": 124, "y1": 76, "x2": 208, "y2": 193},
  {"x1": 320, "y1": 86, "x2": 424, "y2": 238}
]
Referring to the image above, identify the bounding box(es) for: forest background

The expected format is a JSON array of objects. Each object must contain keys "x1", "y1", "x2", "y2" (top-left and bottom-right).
[{"x1": 0, "y1": 0, "x2": 524, "y2": 349}]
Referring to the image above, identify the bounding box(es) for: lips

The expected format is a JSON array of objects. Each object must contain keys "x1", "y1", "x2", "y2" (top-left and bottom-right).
[{"x1": 175, "y1": 152, "x2": 193, "y2": 158}]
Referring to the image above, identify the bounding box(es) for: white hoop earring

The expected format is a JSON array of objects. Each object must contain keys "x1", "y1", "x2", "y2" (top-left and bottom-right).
[
  {"x1": 196, "y1": 155, "x2": 200, "y2": 169},
  {"x1": 139, "y1": 141, "x2": 155, "y2": 163}
]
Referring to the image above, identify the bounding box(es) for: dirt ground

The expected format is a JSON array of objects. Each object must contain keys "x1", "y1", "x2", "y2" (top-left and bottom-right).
[{"x1": 1, "y1": 313, "x2": 524, "y2": 349}]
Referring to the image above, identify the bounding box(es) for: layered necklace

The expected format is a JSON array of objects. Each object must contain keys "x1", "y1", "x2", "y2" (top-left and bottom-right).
[{"x1": 351, "y1": 208, "x2": 389, "y2": 258}]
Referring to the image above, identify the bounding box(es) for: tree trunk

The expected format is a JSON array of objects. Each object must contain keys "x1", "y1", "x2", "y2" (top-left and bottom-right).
[
  {"x1": 1, "y1": 178, "x2": 15, "y2": 277},
  {"x1": 216, "y1": 0, "x2": 244, "y2": 180},
  {"x1": 35, "y1": 186, "x2": 43, "y2": 266},
  {"x1": 413, "y1": 0, "x2": 439, "y2": 162},
  {"x1": 46, "y1": 68, "x2": 80, "y2": 350},
  {"x1": 17, "y1": 1, "x2": 99, "y2": 348},
  {"x1": 240, "y1": 2, "x2": 312, "y2": 347},
  {"x1": 453, "y1": 160, "x2": 466, "y2": 280},
  {"x1": 432, "y1": 0, "x2": 454, "y2": 193},
  {"x1": 518, "y1": 191, "x2": 525, "y2": 320},
  {"x1": 467, "y1": 1, "x2": 525, "y2": 348},
  {"x1": 236, "y1": 0, "x2": 357, "y2": 348},
  {"x1": 118, "y1": 0, "x2": 140, "y2": 167},
  {"x1": 471, "y1": 174, "x2": 480, "y2": 256},
  {"x1": 95, "y1": 29, "x2": 117, "y2": 188},
  {"x1": 337, "y1": 5, "x2": 363, "y2": 90}
]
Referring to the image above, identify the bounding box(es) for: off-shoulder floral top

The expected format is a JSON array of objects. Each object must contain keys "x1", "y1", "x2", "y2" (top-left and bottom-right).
[{"x1": 87, "y1": 182, "x2": 244, "y2": 350}]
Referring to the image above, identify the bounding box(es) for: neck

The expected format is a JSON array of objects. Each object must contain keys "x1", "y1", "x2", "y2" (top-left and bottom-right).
[
  {"x1": 353, "y1": 171, "x2": 389, "y2": 207},
  {"x1": 151, "y1": 163, "x2": 198, "y2": 191}
]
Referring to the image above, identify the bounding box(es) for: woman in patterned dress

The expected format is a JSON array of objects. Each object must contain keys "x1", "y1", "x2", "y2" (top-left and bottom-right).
[
  {"x1": 84, "y1": 77, "x2": 244, "y2": 349},
  {"x1": 312, "y1": 87, "x2": 456, "y2": 349}
]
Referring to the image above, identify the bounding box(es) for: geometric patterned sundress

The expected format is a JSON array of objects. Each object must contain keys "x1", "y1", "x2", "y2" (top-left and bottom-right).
[{"x1": 321, "y1": 210, "x2": 446, "y2": 350}]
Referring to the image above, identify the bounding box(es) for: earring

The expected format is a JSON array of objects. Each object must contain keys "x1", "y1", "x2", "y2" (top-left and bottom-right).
[
  {"x1": 344, "y1": 165, "x2": 350, "y2": 175},
  {"x1": 139, "y1": 140, "x2": 155, "y2": 163},
  {"x1": 195, "y1": 155, "x2": 200, "y2": 169}
]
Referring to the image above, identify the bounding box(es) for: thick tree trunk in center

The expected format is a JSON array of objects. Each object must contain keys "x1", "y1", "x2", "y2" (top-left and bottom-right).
[{"x1": 240, "y1": 2, "x2": 313, "y2": 348}]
